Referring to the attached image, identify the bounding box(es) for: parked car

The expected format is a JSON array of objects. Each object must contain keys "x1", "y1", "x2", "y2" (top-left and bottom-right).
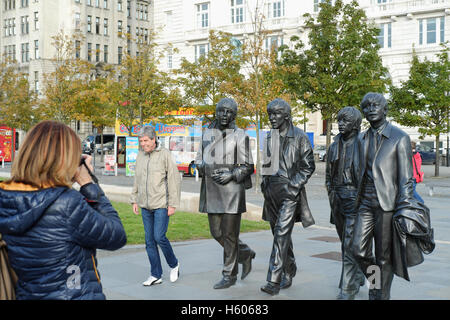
[
  {"x1": 313, "y1": 144, "x2": 327, "y2": 162},
  {"x1": 417, "y1": 144, "x2": 436, "y2": 165},
  {"x1": 82, "y1": 134, "x2": 115, "y2": 155}
]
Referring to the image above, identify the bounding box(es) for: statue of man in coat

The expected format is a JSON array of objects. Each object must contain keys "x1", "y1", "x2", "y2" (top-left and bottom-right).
[
  {"x1": 351, "y1": 92, "x2": 418, "y2": 300},
  {"x1": 260, "y1": 98, "x2": 315, "y2": 295},
  {"x1": 195, "y1": 98, "x2": 256, "y2": 290},
  {"x1": 325, "y1": 106, "x2": 366, "y2": 300}
]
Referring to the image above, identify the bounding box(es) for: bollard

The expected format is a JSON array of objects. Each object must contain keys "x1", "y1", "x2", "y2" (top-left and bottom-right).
[{"x1": 195, "y1": 167, "x2": 199, "y2": 182}]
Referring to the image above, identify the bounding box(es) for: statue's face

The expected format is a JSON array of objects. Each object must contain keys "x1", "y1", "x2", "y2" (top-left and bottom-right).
[
  {"x1": 338, "y1": 115, "x2": 354, "y2": 136},
  {"x1": 362, "y1": 100, "x2": 386, "y2": 124},
  {"x1": 267, "y1": 104, "x2": 289, "y2": 130},
  {"x1": 216, "y1": 104, "x2": 235, "y2": 129}
]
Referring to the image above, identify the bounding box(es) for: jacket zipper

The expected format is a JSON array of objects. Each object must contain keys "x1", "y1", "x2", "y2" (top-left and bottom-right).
[{"x1": 91, "y1": 254, "x2": 101, "y2": 283}]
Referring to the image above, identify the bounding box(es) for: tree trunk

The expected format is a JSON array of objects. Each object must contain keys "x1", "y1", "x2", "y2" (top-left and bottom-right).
[
  {"x1": 255, "y1": 111, "x2": 261, "y2": 194},
  {"x1": 326, "y1": 119, "x2": 332, "y2": 150},
  {"x1": 435, "y1": 134, "x2": 440, "y2": 177}
]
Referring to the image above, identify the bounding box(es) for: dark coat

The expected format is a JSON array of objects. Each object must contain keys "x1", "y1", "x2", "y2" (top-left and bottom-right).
[
  {"x1": 0, "y1": 182, "x2": 127, "y2": 300},
  {"x1": 196, "y1": 122, "x2": 254, "y2": 214},
  {"x1": 261, "y1": 124, "x2": 315, "y2": 228},
  {"x1": 325, "y1": 133, "x2": 362, "y2": 224},
  {"x1": 392, "y1": 200, "x2": 435, "y2": 281},
  {"x1": 358, "y1": 122, "x2": 415, "y2": 212}
]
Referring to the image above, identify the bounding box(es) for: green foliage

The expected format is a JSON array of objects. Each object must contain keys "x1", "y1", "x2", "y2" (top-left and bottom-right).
[
  {"x1": 389, "y1": 44, "x2": 450, "y2": 176},
  {"x1": 176, "y1": 30, "x2": 243, "y2": 123},
  {"x1": 278, "y1": 0, "x2": 390, "y2": 146},
  {"x1": 0, "y1": 56, "x2": 38, "y2": 131}
]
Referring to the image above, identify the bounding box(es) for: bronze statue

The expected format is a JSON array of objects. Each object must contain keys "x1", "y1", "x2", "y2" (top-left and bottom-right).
[
  {"x1": 260, "y1": 98, "x2": 315, "y2": 295},
  {"x1": 325, "y1": 106, "x2": 366, "y2": 300},
  {"x1": 195, "y1": 98, "x2": 256, "y2": 289},
  {"x1": 351, "y1": 92, "x2": 434, "y2": 300}
]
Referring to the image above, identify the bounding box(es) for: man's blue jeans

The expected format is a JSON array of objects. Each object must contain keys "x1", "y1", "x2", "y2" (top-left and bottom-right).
[{"x1": 141, "y1": 208, "x2": 178, "y2": 278}]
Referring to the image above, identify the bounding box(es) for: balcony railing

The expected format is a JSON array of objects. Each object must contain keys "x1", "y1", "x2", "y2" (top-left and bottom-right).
[{"x1": 366, "y1": 0, "x2": 449, "y2": 16}]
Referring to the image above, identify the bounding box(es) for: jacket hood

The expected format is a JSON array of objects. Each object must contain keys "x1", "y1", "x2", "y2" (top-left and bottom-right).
[{"x1": 0, "y1": 182, "x2": 67, "y2": 235}]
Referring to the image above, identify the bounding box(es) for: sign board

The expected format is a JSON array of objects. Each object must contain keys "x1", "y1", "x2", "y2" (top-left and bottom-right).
[
  {"x1": 0, "y1": 126, "x2": 15, "y2": 162},
  {"x1": 103, "y1": 154, "x2": 116, "y2": 176},
  {"x1": 126, "y1": 137, "x2": 139, "y2": 176}
]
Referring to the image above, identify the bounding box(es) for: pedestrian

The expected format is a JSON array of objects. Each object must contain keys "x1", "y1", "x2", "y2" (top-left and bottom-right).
[
  {"x1": 260, "y1": 98, "x2": 316, "y2": 295},
  {"x1": 411, "y1": 141, "x2": 424, "y2": 203},
  {"x1": 325, "y1": 106, "x2": 366, "y2": 300},
  {"x1": 0, "y1": 120, "x2": 127, "y2": 300},
  {"x1": 195, "y1": 98, "x2": 256, "y2": 290},
  {"x1": 131, "y1": 126, "x2": 181, "y2": 286}
]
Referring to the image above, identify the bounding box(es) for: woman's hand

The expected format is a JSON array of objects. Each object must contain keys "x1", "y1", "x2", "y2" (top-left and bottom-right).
[{"x1": 73, "y1": 155, "x2": 93, "y2": 187}]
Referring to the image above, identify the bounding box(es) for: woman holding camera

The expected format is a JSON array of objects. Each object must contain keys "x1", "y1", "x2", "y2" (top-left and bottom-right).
[{"x1": 0, "y1": 120, "x2": 127, "y2": 300}]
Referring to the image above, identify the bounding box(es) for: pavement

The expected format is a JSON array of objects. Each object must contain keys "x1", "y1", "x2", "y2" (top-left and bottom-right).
[{"x1": 1, "y1": 161, "x2": 450, "y2": 301}]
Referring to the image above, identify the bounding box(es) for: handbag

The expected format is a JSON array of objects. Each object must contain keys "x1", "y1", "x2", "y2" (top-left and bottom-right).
[{"x1": 0, "y1": 234, "x2": 18, "y2": 300}]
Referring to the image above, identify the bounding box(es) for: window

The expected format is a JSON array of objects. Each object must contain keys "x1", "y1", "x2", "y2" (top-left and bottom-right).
[
  {"x1": 377, "y1": 23, "x2": 391, "y2": 48},
  {"x1": 21, "y1": 42, "x2": 29, "y2": 62},
  {"x1": 117, "y1": 0, "x2": 122, "y2": 11},
  {"x1": 34, "y1": 71, "x2": 39, "y2": 93},
  {"x1": 75, "y1": 12, "x2": 81, "y2": 30},
  {"x1": 118, "y1": 20, "x2": 123, "y2": 36},
  {"x1": 167, "y1": 48, "x2": 173, "y2": 69},
  {"x1": 127, "y1": 0, "x2": 131, "y2": 17},
  {"x1": 314, "y1": 0, "x2": 326, "y2": 12},
  {"x1": 34, "y1": 39, "x2": 39, "y2": 59},
  {"x1": 104, "y1": 44, "x2": 108, "y2": 62},
  {"x1": 34, "y1": 11, "x2": 39, "y2": 30},
  {"x1": 194, "y1": 43, "x2": 209, "y2": 61},
  {"x1": 196, "y1": 3, "x2": 209, "y2": 28},
  {"x1": 21, "y1": 16, "x2": 29, "y2": 34},
  {"x1": 95, "y1": 17, "x2": 100, "y2": 34},
  {"x1": 103, "y1": 0, "x2": 107, "y2": 9},
  {"x1": 95, "y1": 0, "x2": 99, "y2": 7},
  {"x1": 103, "y1": 18, "x2": 108, "y2": 36},
  {"x1": 169, "y1": 136, "x2": 184, "y2": 152},
  {"x1": 87, "y1": 42, "x2": 92, "y2": 61},
  {"x1": 187, "y1": 137, "x2": 200, "y2": 153},
  {"x1": 87, "y1": 0, "x2": 92, "y2": 5},
  {"x1": 75, "y1": 40, "x2": 81, "y2": 59},
  {"x1": 231, "y1": 0, "x2": 244, "y2": 24},
  {"x1": 271, "y1": 1, "x2": 284, "y2": 18},
  {"x1": 265, "y1": 35, "x2": 283, "y2": 52},
  {"x1": 165, "y1": 10, "x2": 173, "y2": 28},
  {"x1": 87, "y1": 15, "x2": 92, "y2": 33},
  {"x1": 96, "y1": 44, "x2": 100, "y2": 62},
  {"x1": 118, "y1": 46, "x2": 122, "y2": 64},
  {"x1": 21, "y1": 0, "x2": 28, "y2": 7},
  {"x1": 419, "y1": 17, "x2": 445, "y2": 45}
]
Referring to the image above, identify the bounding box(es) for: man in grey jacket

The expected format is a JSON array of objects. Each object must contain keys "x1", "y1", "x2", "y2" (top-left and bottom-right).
[
  {"x1": 131, "y1": 126, "x2": 181, "y2": 286},
  {"x1": 196, "y1": 98, "x2": 256, "y2": 290}
]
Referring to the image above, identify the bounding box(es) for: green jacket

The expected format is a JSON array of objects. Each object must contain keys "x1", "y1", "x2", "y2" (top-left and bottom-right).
[{"x1": 130, "y1": 146, "x2": 181, "y2": 210}]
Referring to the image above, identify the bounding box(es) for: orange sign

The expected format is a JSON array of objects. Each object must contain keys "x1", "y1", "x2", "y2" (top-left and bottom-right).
[{"x1": 0, "y1": 126, "x2": 15, "y2": 162}]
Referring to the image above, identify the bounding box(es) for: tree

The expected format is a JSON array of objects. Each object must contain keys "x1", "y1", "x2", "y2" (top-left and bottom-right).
[
  {"x1": 0, "y1": 56, "x2": 38, "y2": 132},
  {"x1": 40, "y1": 31, "x2": 92, "y2": 124},
  {"x1": 389, "y1": 44, "x2": 450, "y2": 177},
  {"x1": 278, "y1": 0, "x2": 390, "y2": 148},
  {"x1": 222, "y1": 0, "x2": 292, "y2": 192},
  {"x1": 75, "y1": 62, "x2": 118, "y2": 161},
  {"x1": 175, "y1": 30, "x2": 242, "y2": 123},
  {"x1": 115, "y1": 32, "x2": 181, "y2": 135}
]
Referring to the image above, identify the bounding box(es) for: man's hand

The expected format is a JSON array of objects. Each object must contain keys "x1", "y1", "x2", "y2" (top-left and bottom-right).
[
  {"x1": 132, "y1": 203, "x2": 140, "y2": 215},
  {"x1": 168, "y1": 206, "x2": 176, "y2": 216},
  {"x1": 212, "y1": 171, "x2": 233, "y2": 185}
]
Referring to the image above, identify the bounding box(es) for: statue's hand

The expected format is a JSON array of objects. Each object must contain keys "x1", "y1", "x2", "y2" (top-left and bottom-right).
[{"x1": 212, "y1": 172, "x2": 233, "y2": 185}]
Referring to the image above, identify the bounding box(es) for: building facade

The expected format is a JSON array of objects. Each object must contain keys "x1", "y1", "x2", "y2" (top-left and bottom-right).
[
  {"x1": 0, "y1": 0, "x2": 152, "y2": 139},
  {"x1": 153, "y1": 0, "x2": 449, "y2": 152}
]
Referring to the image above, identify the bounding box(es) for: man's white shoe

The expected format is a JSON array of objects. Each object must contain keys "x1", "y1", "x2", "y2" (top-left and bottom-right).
[
  {"x1": 170, "y1": 263, "x2": 180, "y2": 283},
  {"x1": 143, "y1": 276, "x2": 162, "y2": 286}
]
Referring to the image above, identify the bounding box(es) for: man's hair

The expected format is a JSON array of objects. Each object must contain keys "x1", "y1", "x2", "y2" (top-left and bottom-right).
[
  {"x1": 10, "y1": 120, "x2": 81, "y2": 188},
  {"x1": 360, "y1": 92, "x2": 388, "y2": 111},
  {"x1": 216, "y1": 97, "x2": 238, "y2": 115},
  {"x1": 138, "y1": 125, "x2": 157, "y2": 140},
  {"x1": 337, "y1": 106, "x2": 362, "y2": 132},
  {"x1": 267, "y1": 98, "x2": 292, "y2": 119}
]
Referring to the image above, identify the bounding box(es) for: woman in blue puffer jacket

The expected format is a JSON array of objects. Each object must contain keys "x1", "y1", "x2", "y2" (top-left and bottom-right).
[{"x1": 0, "y1": 121, "x2": 127, "y2": 300}]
